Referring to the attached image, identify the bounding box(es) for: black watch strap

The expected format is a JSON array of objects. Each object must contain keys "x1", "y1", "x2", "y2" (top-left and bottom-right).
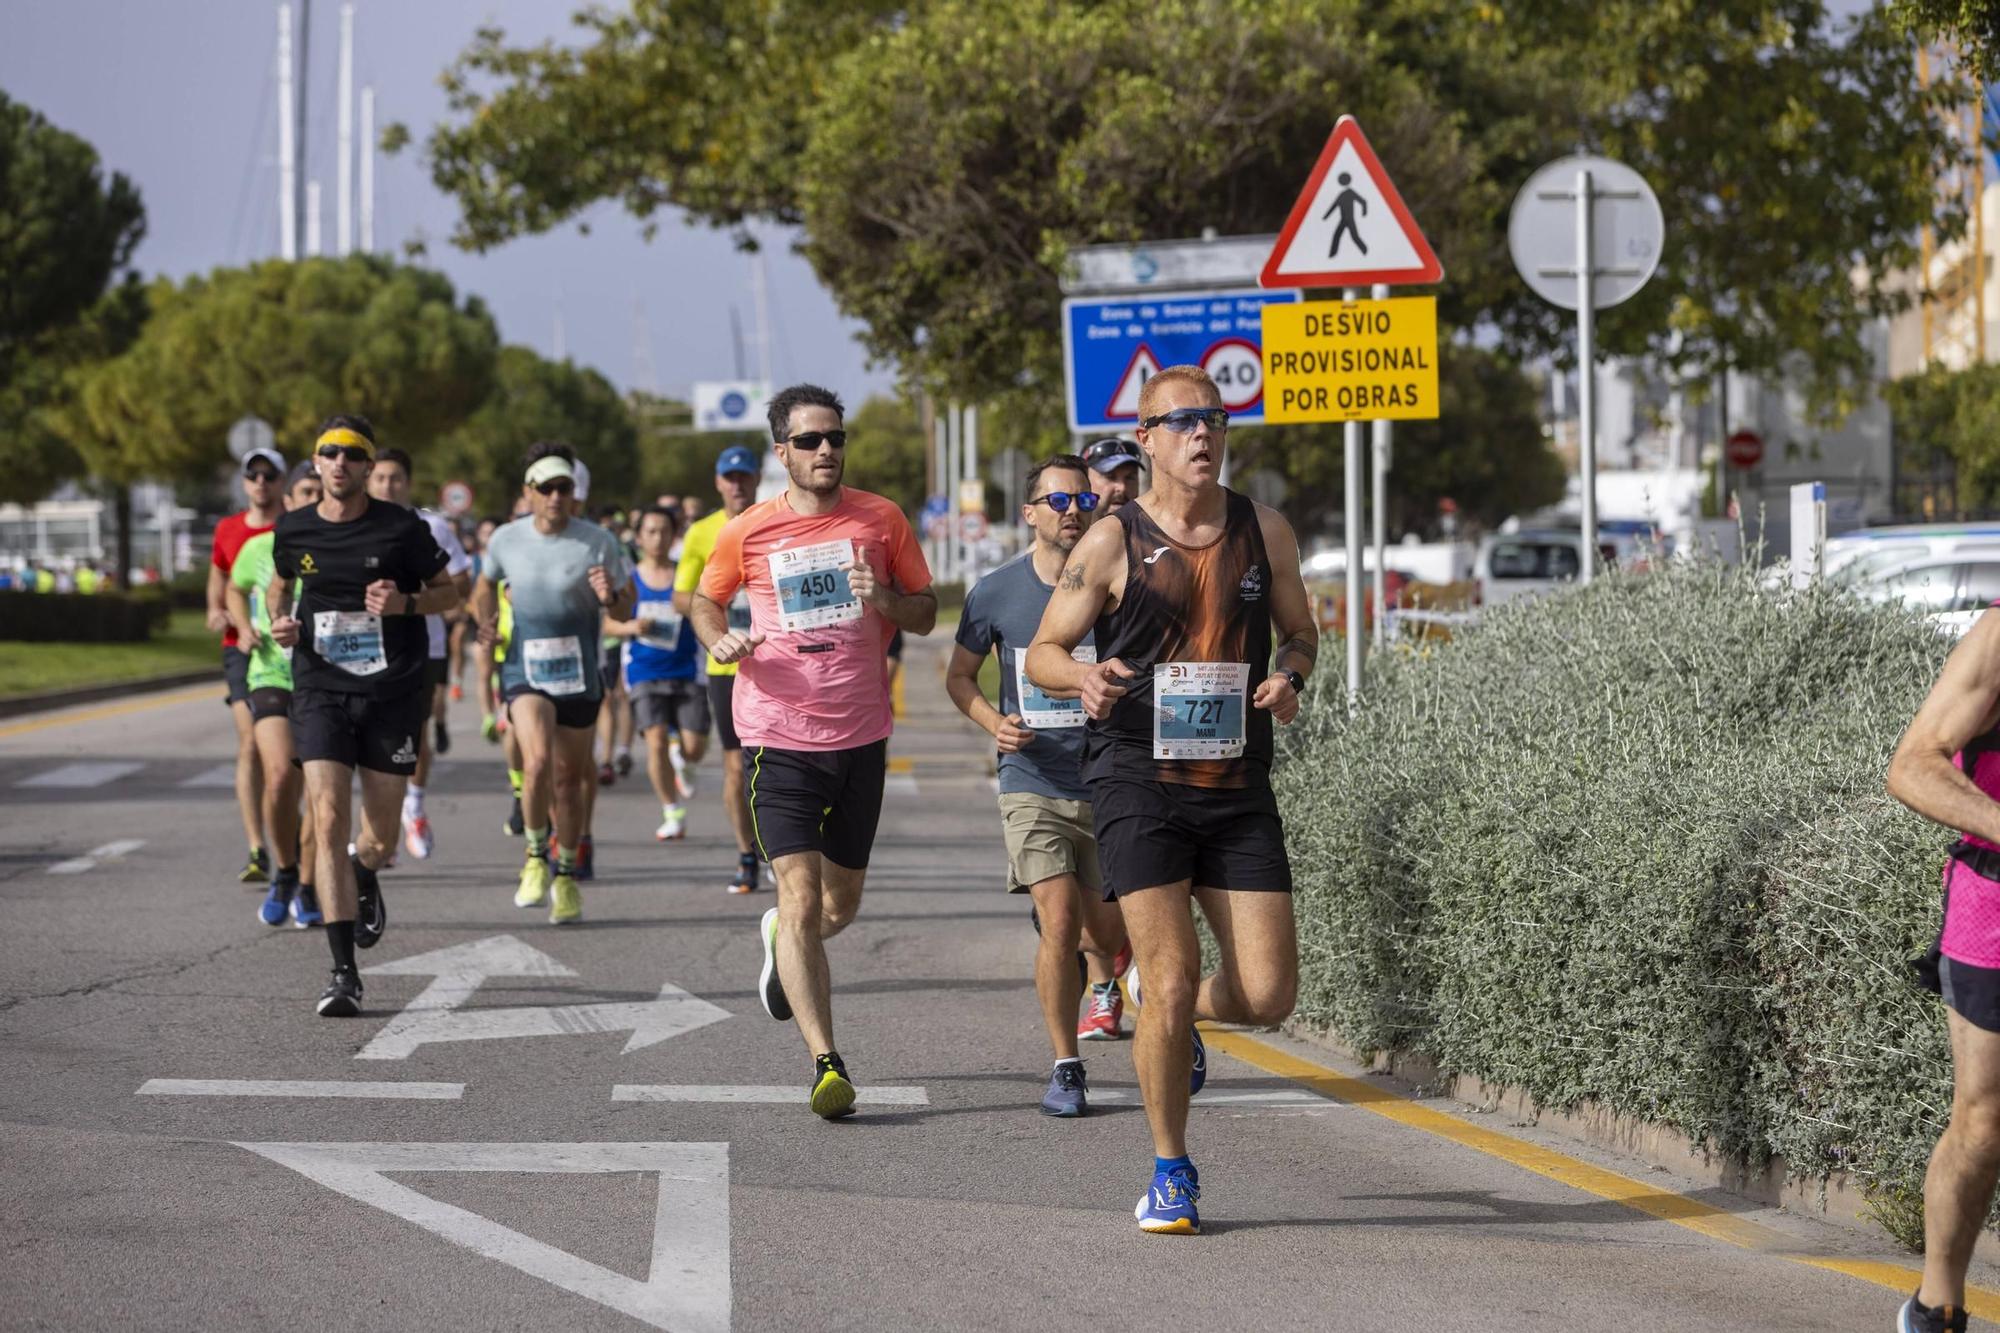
[{"x1": 1281, "y1": 668, "x2": 1305, "y2": 694}]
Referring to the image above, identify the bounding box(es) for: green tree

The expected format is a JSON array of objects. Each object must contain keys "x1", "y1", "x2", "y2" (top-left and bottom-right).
[
  {"x1": 54, "y1": 256, "x2": 499, "y2": 486},
  {"x1": 843, "y1": 394, "x2": 930, "y2": 515},
  {"x1": 1890, "y1": 0, "x2": 2000, "y2": 76},
  {"x1": 1885, "y1": 362, "x2": 2000, "y2": 515},
  {"x1": 430, "y1": 345, "x2": 637, "y2": 518},
  {"x1": 416, "y1": 0, "x2": 1953, "y2": 423}
]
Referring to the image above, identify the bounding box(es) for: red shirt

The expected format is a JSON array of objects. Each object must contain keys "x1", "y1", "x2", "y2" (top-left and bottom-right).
[{"x1": 211, "y1": 510, "x2": 275, "y2": 647}]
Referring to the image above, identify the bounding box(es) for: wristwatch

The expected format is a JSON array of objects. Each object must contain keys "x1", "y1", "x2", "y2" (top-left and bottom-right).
[
  {"x1": 403, "y1": 592, "x2": 417, "y2": 616},
  {"x1": 1280, "y1": 668, "x2": 1305, "y2": 694}
]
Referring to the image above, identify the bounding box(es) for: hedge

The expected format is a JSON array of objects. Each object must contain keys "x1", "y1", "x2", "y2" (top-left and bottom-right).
[
  {"x1": 0, "y1": 591, "x2": 171, "y2": 642},
  {"x1": 1275, "y1": 558, "x2": 1962, "y2": 1240}
]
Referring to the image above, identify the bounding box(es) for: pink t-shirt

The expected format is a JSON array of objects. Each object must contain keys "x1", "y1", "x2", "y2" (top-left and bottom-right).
[{"x1": 700, "y1": 487, "x2": 931, "y2": 751}]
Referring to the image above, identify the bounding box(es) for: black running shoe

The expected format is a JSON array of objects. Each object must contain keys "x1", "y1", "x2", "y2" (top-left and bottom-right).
[
  {"x1": 1900, "y1": 1295, "x2": 1969, "y2": 1333},
  {"x1": 504, "y1": 795, "x2": 525, "y2": 837},
  {"x1": 434, "y1": 718, "x2": 451, "y2": 755},
  {"x1": 810, "y1": 1052, "x2": 857, "y2": 1119},
  {"x1": 758, "y1": 907, "x2": 792, "y2": 1021},
  {"x1": 353, "y1": 856, "x2": 386, "y2": 949},
  {"x1": 238, "y1": 846, "x2": 270, "y2": 885},
  {"x1": 316, "y1": 966, "x2": 363, "y2": 1017}
]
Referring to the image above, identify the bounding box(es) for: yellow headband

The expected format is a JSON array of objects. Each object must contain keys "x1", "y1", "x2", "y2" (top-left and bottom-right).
[
  {"x1": 316, "y1": 427, "x2": 375, "y2": 458},
  {"x1": 525, "y1": 456, "x2": 576, "y2": 488}
]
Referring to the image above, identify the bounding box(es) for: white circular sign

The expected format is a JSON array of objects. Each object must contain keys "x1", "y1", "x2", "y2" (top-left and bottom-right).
[
  {"x1": 1508, "y1": 155, "x2": 1663, "y2": 311},
  {"x1": 227, "y1": 416, "x2": 275, "y2": 461},
  {"x1": 1200, "y1": 338, "x2": 1264, "y2": 412},
  {"x1": 439, "y1": 481, "x2": 475, "y2": 516}
]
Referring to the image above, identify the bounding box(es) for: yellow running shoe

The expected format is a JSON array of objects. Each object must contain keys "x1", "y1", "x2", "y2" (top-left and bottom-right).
[
  {"x1": 515, "y1": 855, "x2": 550, "y2": 908},
  {"x1": 549, "y1": 873, "x2": 582, "y2": 925},
  {"x1": 809, "y1": 1053, "x2": 857, "y2": 1119}
]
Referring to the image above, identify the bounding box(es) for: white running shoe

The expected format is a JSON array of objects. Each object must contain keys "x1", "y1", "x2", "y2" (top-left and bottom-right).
[
  {"x1": 655, "y1": 804, "x2": 687, "y2": 842},
  {"x1": 1124, "y1": 962, "x2": 1142, "y2": 1009},
  {"x1": 670, "y1": 744, "x2": 696, "y2": 800},
  {"x1": 402, "y1": 814, "x2": 435, "y2": 861}
]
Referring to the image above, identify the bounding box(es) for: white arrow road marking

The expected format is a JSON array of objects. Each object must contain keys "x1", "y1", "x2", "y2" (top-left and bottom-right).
[
  {"x1": 356, "y1": 935, "x2": 728, "y2": 1061},
  {"x1": 237, "y1": 1141, "x2": 730, "y2": 1333},
  {"x1": 48, "y1": 839, "x2": 147, "y2": 875},
  {"x1": 613, "y1": 1084, "x2": 929, "y2": 1107},
  {"x1": 139, "y1": 1079, "x2": 463, "y2": 1099},
  {"x1": 178, "y1": 763, "x2": 240, "y2": 788}
]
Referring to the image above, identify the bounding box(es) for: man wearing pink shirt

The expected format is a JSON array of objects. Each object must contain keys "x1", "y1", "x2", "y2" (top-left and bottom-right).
[{"x1": 693, "y1": 383, "x2": 936, "y2": 1119}]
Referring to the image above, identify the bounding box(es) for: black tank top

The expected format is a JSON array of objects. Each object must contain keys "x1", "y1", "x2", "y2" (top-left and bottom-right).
[{"x1": 1081, "y1": 488, "x2": 1273, "y2": 790}]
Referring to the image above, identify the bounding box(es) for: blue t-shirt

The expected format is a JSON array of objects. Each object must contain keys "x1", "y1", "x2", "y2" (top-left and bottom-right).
[
  {"x1": 481, "y1": 515, "x2": 632, "y2": 701},
  {"x1": 955, "y1": 551, "x2": 1094, "y2": 802},
  {"x1": 624, "y1": 566, "x2": 699, "y2": 684}
]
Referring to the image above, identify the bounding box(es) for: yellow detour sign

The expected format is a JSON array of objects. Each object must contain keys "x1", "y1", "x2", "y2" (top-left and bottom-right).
[{"x1": 1260, "y1": 296, "x2": 1439, "y2": 423}]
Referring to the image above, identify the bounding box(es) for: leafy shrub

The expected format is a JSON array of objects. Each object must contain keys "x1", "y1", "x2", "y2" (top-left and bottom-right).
[
  {"x1": 0, "y1": 591, "x2": 167, "y2": 642},
  {"x1": 1276, "y1": 558, "x2": 1962, "y2": 1219}
]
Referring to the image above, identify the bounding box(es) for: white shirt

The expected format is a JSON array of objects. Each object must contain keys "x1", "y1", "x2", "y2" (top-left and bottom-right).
[{"x1": 420, "y1": 509, "x2": 473, "y2": 659}]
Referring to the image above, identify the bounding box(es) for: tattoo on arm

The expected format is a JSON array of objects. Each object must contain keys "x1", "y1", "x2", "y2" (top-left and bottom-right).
[
  {"x1": 1277, "y1": 633, "x2": 1319, "y2": 665},
  {"x1": 1060, "y1": 562, "x2": 1085, "y2": 591}
]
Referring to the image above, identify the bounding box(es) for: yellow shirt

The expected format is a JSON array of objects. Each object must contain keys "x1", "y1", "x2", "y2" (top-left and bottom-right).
[{"x1": 674, "y1": 509, "x2": 747, "y2": 677}]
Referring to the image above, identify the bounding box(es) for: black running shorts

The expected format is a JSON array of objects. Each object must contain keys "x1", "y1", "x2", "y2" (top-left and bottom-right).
[
  {"x1": 749, "y1": 740, "x2": 886, "y2": 869},
  {"x1": 424, "y1": 656, "x2": 449, "y2": 692},
  {"x1": 247, "y1": 686, "x2": 293, "y2": 724},
  {"x1": 504, "y1": 682, "x2": 602, "y2": 731},
  {"x1": 631, "y1": 679, "x2": 711, "y2": 737},
  {"x1": 1919, "y1": 950, "x2": 2000, "y2": 1034},
  {"x1": 1090, "y1": 775, "x2": 1293, "y2": 898},
  {"x1": 708, "y1": 675, "x2": 741, "y2": 752},
  {"x1": 222, "y1": 646, "x2": 252, "y2": 707},
  {"x1": 291, "y1": 686, "x2": 427, "y2": 775}
]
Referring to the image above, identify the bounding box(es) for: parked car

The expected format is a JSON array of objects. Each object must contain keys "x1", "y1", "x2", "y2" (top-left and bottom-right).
[
  {"x1": 1474, "y1": 529, "x2": 1621, "y2": 606},
  {"x1": 1824, "y1": 524, "x2": 2000, "y2": 582},
  {"x1": 1850, "y1": 555, "x2": 2000, "y2": 639}
]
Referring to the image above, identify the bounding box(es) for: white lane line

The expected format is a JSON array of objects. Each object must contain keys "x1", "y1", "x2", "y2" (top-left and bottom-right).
[
  {"x1": 1092, "y1": 1088, "x2": 1343, "y2": 1108},
  {"x1": 179, "y1": 763, "x2": 240, "y2": 788},
  {"x1": 139, "y1": 1079, "x2": 464, "y2": 1100},
  {"x1": 612, "y1": 1083, "x2": 929, "y2": 1107},
  {"x1": 48, "y1": 839, "x2": 147, "y2": 875},
  {"x1": 238, "y1": 1142, "x2": 730, "y2": 1333},
  {"x1": 883, "y1": 774, "x2": 920, "y2": 796},
  {"x1": 17, "y1": 761, "x2": 144, "y2": 788}
]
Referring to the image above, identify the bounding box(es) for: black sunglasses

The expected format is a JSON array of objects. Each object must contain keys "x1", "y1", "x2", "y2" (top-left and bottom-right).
[
  {"x1": 1141, "y1": 407, "x2": 1230, "y2": 433},
  {"x1": 316, "y1": 444, "x2": 371, "y2": 463},
  {"x1": 533, "y1": 479, "x2": 575, "y2": 496},
  {"x1": 1028, "y1": 490, "x2": 1099, "y2": 514},
  {"x1": 784, "y1": 430, "x2": 847, "y2": 451},
  {"x1": 244, "y1": 468, "x2": 281, "y2": 483}
]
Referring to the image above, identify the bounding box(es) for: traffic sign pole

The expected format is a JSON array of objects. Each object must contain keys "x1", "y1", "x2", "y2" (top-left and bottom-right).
[
  {"x1": 1577, "y1": 167, "x2": 1597, "y2": 585},
  {"x1": 1344, "y1": 288, "x2": 1364, "y2": 709},
  {"x1": 1371, "y1": 282, "x2": 1390, "y2": 648}
]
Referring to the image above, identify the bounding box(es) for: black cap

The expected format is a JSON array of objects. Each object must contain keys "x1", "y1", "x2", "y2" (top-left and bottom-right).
[{"x1": 1083, "y1": 437, "x2": 1145, "y2": 473}]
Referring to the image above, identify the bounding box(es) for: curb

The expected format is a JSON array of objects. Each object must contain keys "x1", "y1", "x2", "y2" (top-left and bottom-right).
[{"x1": 0, "y1": 666, "x2": 218, "y2": 720}]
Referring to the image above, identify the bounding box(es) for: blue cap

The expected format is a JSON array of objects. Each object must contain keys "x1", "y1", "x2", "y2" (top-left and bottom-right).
[{"x1": 716, "y1": 445, "x2": 759, "y2": 476}]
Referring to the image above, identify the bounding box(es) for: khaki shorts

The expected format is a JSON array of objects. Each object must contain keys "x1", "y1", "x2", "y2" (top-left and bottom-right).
[{"x1": 999, "y1": 792, "x2": 1101, "y2": 895}]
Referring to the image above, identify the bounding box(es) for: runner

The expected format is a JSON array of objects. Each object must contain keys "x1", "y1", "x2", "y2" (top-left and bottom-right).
[
  {"x1": 471, "y1": 516, "x2": 505, "y2": 741},
  {"x1": 225, "y1": 459, "x2": 323, "y2": 929},
  {"x1": 208, "y1": 444, "x2": 287, "y2": 884},
  {"x1": 268, "y1": 417, "x2": 460, "y2": 1016},
  {"x1": 569, "y1": 458, "x2": 605, "y2": 880},
  {"x1": 674, "y1": 445, "x2": 763, "y2": 893},
  {"x1": 692, "y1": 384, "x2": 935, "y2": 1116},
  {"x1": 1886, "y1": 620, "x2": 2000, "y2": 1333},
  {"x1": 948, "y1": 452, "x2": 1129, "y2": 1117},
  {"x1": 604, "y1": 507, "x2": 708, "y2": 842},
  {"x1": 365, "y1": 448, "x2": 475, "y2": 861},
  {"x1": 470, "y1": 443, "x2": 633, "y2": 923},
  {"x1": 1083, "y1": 435, "x2": 1145, "y2": 513},
  {"x1": 596, "y1": 505, "x2": 654, "y2": 791},
  {"x1": 1028, "y1": 365, "x2": 1316, "y2": 1233}
]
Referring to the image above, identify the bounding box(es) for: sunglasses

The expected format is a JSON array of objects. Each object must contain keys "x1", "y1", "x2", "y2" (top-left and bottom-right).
[
  {"x1": 533, "y1": 479, "x2": 575, "y2": 496},
  {"x1": 783, "y1": 430, "x2": 847, "y2": 451},
  {"x1": 1141, "y1": 407, "x2": 1230, "y2": 434},
  {"x1": 1028, "y1": 490, "x2": 1099, "y2": 514},
  {"x1": 244, "y1": 469, "x2": 281, "y2": 483},
  {"x1": 316, "y1": 444, "x2": 372, "y2": 463}
]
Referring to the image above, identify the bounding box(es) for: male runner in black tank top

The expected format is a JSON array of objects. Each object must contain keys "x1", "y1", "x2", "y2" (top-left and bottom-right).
[{"x1": 1028, "y1": 363, "x2": 1319, "y2": 1235}]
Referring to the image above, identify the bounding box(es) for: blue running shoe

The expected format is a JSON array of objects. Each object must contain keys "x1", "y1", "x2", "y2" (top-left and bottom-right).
[
  {"x1": 1040, "y1": 1061, "x2": 1088, "y2": 1117},
  {"x1": 258, "y1": 874, "x2": 296, "y2": 927},
  {"x1": 291, "y1": 884, "x2": 324, "y2": 928},
  {"x1": 1135, "y1": 1164, "x2": 1201, "y2": 1234},
  {"x1": 1190, "y1": 1026, "x2": 1207, "y2": 1096}
]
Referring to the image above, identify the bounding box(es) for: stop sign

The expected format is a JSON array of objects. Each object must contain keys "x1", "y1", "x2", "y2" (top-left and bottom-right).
[{"x1": 1725, "y1": 429, "x2": 1763, "y2": 470}]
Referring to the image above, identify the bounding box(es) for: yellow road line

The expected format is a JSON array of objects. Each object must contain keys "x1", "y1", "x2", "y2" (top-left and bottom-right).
[
  {"x1": 0, "y1": 684, "x2": 223, "y2": 741},
  {"x1": 1204, "y1": 1028, "x2": 2000, "y2": 1318}
]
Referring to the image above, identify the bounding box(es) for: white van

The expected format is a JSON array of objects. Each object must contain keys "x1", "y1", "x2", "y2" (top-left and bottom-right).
[{"x1": 1473, "y1": 529, "x2": 1622, "y2": 606}]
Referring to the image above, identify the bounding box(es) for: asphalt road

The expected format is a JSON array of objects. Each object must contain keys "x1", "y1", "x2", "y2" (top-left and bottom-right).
[{"x1": 2, "y1": 635, "x2": 1992, "y2": 1331}]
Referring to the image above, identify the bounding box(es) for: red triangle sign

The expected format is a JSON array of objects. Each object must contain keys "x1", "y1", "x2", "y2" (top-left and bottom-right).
[
  {"x1": 1259, "y1": 116, "x2": 1443, "y2": 289},
  {"x1": 1105, "y1": 343, "x2": 1162, "y2": 420}
]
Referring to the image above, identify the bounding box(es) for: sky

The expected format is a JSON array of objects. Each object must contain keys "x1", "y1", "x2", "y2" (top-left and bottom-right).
[{"x1": 2, "y1": 0, "x2": 897, "y2": 405}]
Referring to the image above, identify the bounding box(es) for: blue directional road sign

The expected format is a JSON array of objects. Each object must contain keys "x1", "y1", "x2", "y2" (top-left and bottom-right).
[{"x1": 1060, "y1": 286, "x2": 1300, "y2": 434}]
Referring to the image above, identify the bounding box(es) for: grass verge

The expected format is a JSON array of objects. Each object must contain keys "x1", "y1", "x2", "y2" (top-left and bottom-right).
[{"x1": 0, "y1": 609, "x2": 217, "y2": 700}]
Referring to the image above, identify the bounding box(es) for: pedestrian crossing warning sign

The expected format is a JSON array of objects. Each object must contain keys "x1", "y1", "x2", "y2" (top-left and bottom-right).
[{"x1": 1259, "y1": 116, "x2": 1444, "y2": 290}]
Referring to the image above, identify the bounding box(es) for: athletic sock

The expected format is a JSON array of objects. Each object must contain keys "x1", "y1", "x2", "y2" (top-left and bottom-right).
[
  {"x1": 1154, "y1": 1154, "x2": 1193, "y2": 1177},
  {"x1": 525, "y1": 826, "x2": 550, "y2": 858},
  {"x1": 276, "y1": 864, "x2": 299, "y2": 885},
  {"x1": 403, "y1": 785, "x2": 425, "y2": 819},
  {"x1": 739, "y1": 852, "x2": 759, "y2": 883},
  {"x1": 1055, "y1": 1056, "x2": 1082, "y2": 1070},
  {"x1": 555, "y1": 846, "x2": 578, "y2": 876},
  {"x1": 326, "y1": 921, "x2": 357, "y2": 972},
  {"x1": 508, "y1": 768, "x2": 524, "y2": 796}
]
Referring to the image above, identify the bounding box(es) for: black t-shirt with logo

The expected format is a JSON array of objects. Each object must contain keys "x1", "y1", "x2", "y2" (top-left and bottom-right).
[{"x1": 272, "y1": 499, "x2": 449, "y2": 698}]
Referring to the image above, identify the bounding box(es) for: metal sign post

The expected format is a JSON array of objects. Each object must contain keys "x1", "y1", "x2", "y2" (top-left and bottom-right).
[
  {"x1": 1508, "y1": 154, "x2": 1663, "y2": 585},
  {"x1": 1343, "y1": 288, "x2": 1364, "y2": 708},
  {"x1": 1370, "y1": 282, "x2": 1391, "y2": 647}
]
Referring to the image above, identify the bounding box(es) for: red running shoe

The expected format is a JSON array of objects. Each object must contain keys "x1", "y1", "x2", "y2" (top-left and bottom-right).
[{"x1": 1078, "y1": 983, "x2": 1125, "y2": 1041}]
